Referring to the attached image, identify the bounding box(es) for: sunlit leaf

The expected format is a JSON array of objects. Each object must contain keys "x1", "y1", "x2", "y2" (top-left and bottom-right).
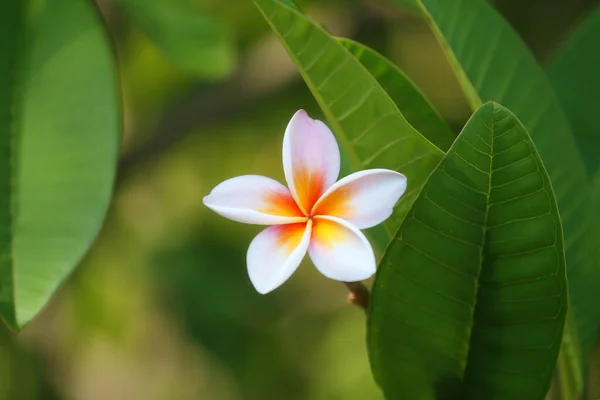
[
  {"x1": 0, "y1": 0, "x2": 120, "y2": 329},
  {"x1": 251, "y1": 0, "x2": 443, "y2": 237},
  {"x1": 339, "y1": 38, "x2": 455, "y2": 151},
  {"x1": 369, "y1": 102, "x2": 567, "y2": 400}
]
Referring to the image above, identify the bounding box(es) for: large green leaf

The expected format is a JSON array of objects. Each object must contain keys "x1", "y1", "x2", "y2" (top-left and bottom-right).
[
  {"x1": 339, "y1": 39, "x2": 455, "y2": 152},
  {"x1": 547, "y1": 5, "x2": 600, "y2": 174},
  {"x1": 547, "y1": 9, "x2": 600, "y2": 369},
  {"x1": 114, "y1": 0, "x2": 236, "y2": 79},
  {"x1": 0, "y1": 0, "x2": 120, "y2": 329},
  {"x1": 369, "y1": 102, "x2": 567, "y2": 400},
  {"x1": 251, "y1": 0, "x2": 443, "y2": 236},
  {"x1": 415, "y1": 0, "x2": 593, "y2": 368}
]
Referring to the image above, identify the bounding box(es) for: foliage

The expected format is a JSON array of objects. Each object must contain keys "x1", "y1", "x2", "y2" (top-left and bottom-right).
[
  {"x1": 0, "y1": 0, "x2": 119, "y2": 330},
  {"x1": 547, "y1": 5, "x2": 600, "y2": 174},
  {"x1": 339, "y1": 39, "x2": 455, "y2": 152},
  {"x1": 252, "y1": 0, "x2": 443, "y2": 238},
  {"x1": 0, "y1": 0, "x2": 599, "y2": 399},
  {"x1": 254, "y1": 0, "x2": 600, "y2": 398},
  {"x1": 414, "y1": 0, "x2": 596, "y2": 369},
  {"x1": 370, "y1": 101, "x2": 567, "y2": 399},
  {"x1": 547, "y1": 7, "x2": 600, "y2": 371}
]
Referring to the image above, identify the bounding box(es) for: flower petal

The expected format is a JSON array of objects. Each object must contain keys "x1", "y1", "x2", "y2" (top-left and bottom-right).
[
  {"x1": 203, "y1": 175, "x2": 305, "y2": 225},
  {"x1": 247, "y1": 220, "x2": 312, "y2": 294},
  {"x1": 283, "y1": 110, "x2": 340, "y2": 215},
  {"x1": 308, "y1": 216, "x2": 376, "y2": 282},
  {"x1": 312, "y1": 169, "x2": 407, "y2": 229}
]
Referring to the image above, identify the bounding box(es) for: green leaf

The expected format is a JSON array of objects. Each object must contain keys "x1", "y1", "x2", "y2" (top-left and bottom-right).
[
  {"x1": 547, "y1": 5, "x2": 600, "y2": 174},
  {"x1": 339, "y1": 38, "x2": 455, "y2": 152},
  {"x1": 0, "y1": 0, "x2": 120, "y2": 329},
  {"x1": 547, "y1": 9, "x2": 600, "y2": 369},
  {"x1": 115, "y1": 0, "x2": 236, "y2": 79},
  {"x1": 369, "y1": 102, "x2": 567, "y2": 400},
  {"x1": 251, "y1": 0, "x2": 444, "y2": 237},
  {"x1": 416, "y1": 0, "x2": 593, "y2": 373}
]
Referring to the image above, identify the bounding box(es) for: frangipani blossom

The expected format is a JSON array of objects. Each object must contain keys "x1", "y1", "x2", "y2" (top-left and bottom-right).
[{"x1": 203, "y1": 110, "x2": 407, "y2": 294}]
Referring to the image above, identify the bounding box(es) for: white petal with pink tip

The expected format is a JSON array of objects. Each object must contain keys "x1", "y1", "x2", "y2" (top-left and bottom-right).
[
  {"x1": 308, "y1": 216, "x2": 376, "y2": 282},
  {"x1": 282, "y1": 110, "x2": 340, "y2": 214},
  {"x1": 203, "y1": 175, "x2": 305, "y2": 225},
  {"x1": 312, "y1": 169, "x2": 407, "y2": 229},
  {"x1": 247, "y1": 221, "x2": 312, "y2": 294}
]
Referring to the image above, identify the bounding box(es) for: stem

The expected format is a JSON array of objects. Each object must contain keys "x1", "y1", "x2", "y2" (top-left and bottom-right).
[{"x1": 343, "y1": 281, "x2": 370, "y2": 312}]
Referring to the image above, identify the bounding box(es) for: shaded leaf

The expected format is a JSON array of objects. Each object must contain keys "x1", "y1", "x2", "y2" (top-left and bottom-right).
[
  {"x1": 547, "y1": 5, "x2": 600, "y2": 174},
  {"x1": 369, "y1": 102, "x2": 567, "y2": 400},
  {"x1": 339, "y1": 38, "x2": 455, "y2": 151},
  {"x1": 0, "y1": 0, "x2": 120, "y2": 329},
  {"x1": 547, "y1": 9, "x2": 600, "y2": 370}
]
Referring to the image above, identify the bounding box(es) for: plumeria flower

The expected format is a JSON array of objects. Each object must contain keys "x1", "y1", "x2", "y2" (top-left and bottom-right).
[{"x1": 203, "y1": 110, "x2": 407, "y2": 294}]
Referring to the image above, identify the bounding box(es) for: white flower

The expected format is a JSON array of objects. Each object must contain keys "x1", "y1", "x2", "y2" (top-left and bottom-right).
[{"x1": 203, "y1": 110, "x2": 407, "y2": 294}]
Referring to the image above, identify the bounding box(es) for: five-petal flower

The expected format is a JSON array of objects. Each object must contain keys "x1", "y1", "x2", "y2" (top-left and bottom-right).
[{"x1": 203, "y1": 110, "x2": 407, "y2": 294}]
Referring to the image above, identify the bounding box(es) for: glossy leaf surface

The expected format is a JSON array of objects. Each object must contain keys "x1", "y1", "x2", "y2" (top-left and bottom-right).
[
  {"x1": 369, "y1": 102, "x2": 567, "y2": 400},
  {"x1": 339, "y1": 38, "x2": 455, "y2": 151},
  {"x1": 416, "y1": 0, "x2": 592, "y2": 376}
]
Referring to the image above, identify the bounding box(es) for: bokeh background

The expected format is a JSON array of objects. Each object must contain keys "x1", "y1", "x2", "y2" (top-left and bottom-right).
[{"x1": 1, "y1": 0, "x2": 599, "y2": 399}]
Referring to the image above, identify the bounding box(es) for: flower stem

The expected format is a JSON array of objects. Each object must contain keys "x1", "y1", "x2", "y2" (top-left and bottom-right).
[{"x1": 343, "y1": 281, "x2": 370, "y2": 312}]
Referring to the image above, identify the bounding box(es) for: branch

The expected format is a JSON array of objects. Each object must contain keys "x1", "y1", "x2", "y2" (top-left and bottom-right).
[{"x1": 343, "y1": 281, "x2": 370, "y2": 312}]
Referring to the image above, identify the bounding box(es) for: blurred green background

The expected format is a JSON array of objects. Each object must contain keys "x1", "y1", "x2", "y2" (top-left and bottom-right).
[{"x1": 2, "y1": 0, "x2": 599, "y2": 399}]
